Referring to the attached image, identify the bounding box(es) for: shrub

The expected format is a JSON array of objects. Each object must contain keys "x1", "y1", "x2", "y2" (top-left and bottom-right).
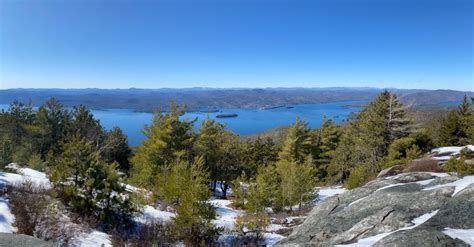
[
  {"x1": 234, "y1": 212, "x2": 269, "y2": 242},
  {"x1": 28, "y1": 153, "x2": 47, "y2": 172},
  {"x1": 444, "y1": 157, "x2": 473, "y2": 176},
  {"x1": 404, "y1": 159, "x2": 443, "y2": 173},
  {"x1": 344, "y1": 165, "x2": 373, "y2": 189},
  {"x1": 7, "y1": 180, "x2": 77, "y2": 245},
  {"x1": 12, "y1": 146, "x2": 29, "y2": 166},
  {"x1": 7, "y1": 180, "x2": 50, "y2": 235},
  {"x1": 111, "y1": 220, "x2": 174, "y2": 246}
]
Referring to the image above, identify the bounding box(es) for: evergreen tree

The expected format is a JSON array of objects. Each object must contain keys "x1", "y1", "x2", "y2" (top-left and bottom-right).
[
  {"x1": 68, "y1": 105, "x2": 106, "y2": 150},
  {"x1": 161, "y1": 157, "x2": 221, "y2": 245},
  {"x1": 129, "y1": 103, "x2": 196, "y2": 187},
  {"x1": 240, "y1": 138, "x2": 278, "y2": 177},
  {"x1": 50, "y1": 135, "x2": 135, "y2": 222},
  {"x1": 195, "y1": 116, "x2": 241, "y2": 198},
  {"x1": 275, "y1": 157, "x2": 315, "y2": 211},
  {"x1": 353, "y1": 91, "x2": 411, "y2": 173},
  {"x1": 439, "y1": 111, "x2": 462, "y2": 146},
  {"x1": 101, "y1": 127, "x2": 131, "y2": 172},
  {"x1": 246, "y1": 165, "x2": 278, "y2": 213},
  {"x1": 327, "y1": 126, "x2": 357, "y2": 183},
  {"x1": 313, "y1": 117, "x2": 341, "y2": 180},
  {"x1": 278, "y1": 117, "x2": 312, "y2": 163},
  {"x1": 36, "y1": 98, "x2": 71, "y2": 155}
]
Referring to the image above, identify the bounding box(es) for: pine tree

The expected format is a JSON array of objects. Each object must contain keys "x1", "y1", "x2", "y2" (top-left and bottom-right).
[
  {"x1": 327, "y1": 126, "x2": 357, "y2": 183},
  {"x1": 313, "y1": 117, "x2": 341, "y2": 180},
  {"x1": 275, "y1": 157, "x2": 315, "y2": 211},
  {"x1": 50, "y1": 135, "x2": 136, "y2": 222},
  {"x1": 240, "y1": 138, "x2": 278, "y2": 177},
  {"x1": 278, "y1": 117, "x2": 312, "y2": 163},
  {"x1": 162, "y1": 157, "x2": 221, "y2": 245},
  {"x1": 246, "y1": 165, "x2": 278, "y2": 213},
  {"x1": 68, "y1": 105, "x2": 106, "y2": 150},
  {"x1": 195, "y1": 116, "x2": 241, "y2": 198},
  {"x1": 439, "y1": 111, "x2": 462, "y2": 146},
  {"x1": 101, "y1": 127, "x2": 131, "y2": 173},
  {"x1": 36, "y1": 98, "x2": 71, "y2": 155},
  {"x1": 129, "y1": 103, "x2": 196, "y2": 187}
]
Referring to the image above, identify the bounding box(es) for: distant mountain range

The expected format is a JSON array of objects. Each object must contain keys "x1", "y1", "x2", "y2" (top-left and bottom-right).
[{"x1": 0, "y1": 88, "x2": 472, "y2": 112}]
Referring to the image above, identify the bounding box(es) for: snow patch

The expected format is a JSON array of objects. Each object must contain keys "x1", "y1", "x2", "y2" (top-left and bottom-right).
[
  {"x1": 264, "y1": 232, "x2": 286, "y2": 246},
  {"x1": 0, "y1": 197, "x2": 16, "y2": 233},
  {"x1": 430, "y1": 145, "x2": 474, "y2": 161},
  {"x1": 443, "y1": 228, "x2": 474, "y2": 245},
  {"x1": 337, "y1": 210, "x2": 439, "y2": 247},
  {"x1": 136, "y1": 205, "x2": 175, "y2": 223},
  {"x1": 423, "y1": 175, "x2": 474, "y2": 196},
  {"x1": 317, "y1": 186, "x2": 347, "y2": 201},
  {"x1": 210, "y1": 199, "x2": 243, "y2": 229},
  {"x1": 71, "y1": 230, "x2": 111, "y2": 247}
]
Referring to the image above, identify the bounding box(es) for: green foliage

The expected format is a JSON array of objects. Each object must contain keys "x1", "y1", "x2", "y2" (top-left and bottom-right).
[
  {"x1": 36, "y1": 98, "x2": 71, "y2": 155},
  {"x1": 162, "y1": 157, "x2": 221, "y2": 245},
  {"x1": 129, "y1": 103, "x2": 195, "y2": 187},
  {"x1": 28, "y1": 153, "x2": 47, "y2": 172},
  {"x1": 439, "y1": 96, "x2": 473, "y2": 146},
  {"x1": 235, "y1": 212, "x2": 269, "y2": 240},
  {"x1": 231, "y1": 172, "x2": 248, "y2": 209},
  {"x1": 0, "y1": 138, "x2": 13, "y2": 167},
  {"x1": 50, "y1": 136, "x2": 136, "y2": 223},
  {"x1": 246, "y1": 165, "x2": 278, "y2": 213},
  {"x1": 445, "y1": 148, "x2": 474, "y2": 176},
  {"x1": 195, "y1": 116, "x2": 242, "y2": 198},
  {"x1": 278, "y1": 117, "x2": 313, "y2": 163},
  {"x1": 101, "y1": 127, "x2": 132, "y2": 172},
  {"x1": 344, "y1": 165, "x2": 373, "y2": 189},
  {"x1": 240, "y1": 138, "x2": 278, "y2": 177},
  {"x1": 275, "y1": 157, "x2": 316, "y2": 211},
  {"x1": 313, "y1": 117, "x2": 341, "y2": 180},
  {"x1": 12, "y1": 145, "x2": 30, "y2": 166},
  {"x1": 444, "y1": 156, "x2": 472, "y2": 176}
]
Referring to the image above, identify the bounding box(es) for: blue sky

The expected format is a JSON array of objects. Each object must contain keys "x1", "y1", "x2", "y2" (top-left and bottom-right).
[{"x1": 1, "y1": 0, "x2": 472, "y2": 90}]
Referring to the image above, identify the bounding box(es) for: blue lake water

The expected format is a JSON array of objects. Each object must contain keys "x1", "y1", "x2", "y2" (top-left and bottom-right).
[{"x1": 1, "y1": 101, "x2": 363, "y2": 146}]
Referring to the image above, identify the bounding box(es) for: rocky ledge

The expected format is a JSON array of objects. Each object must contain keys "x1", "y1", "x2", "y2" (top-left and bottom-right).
[{"x1": 276, "y1": 172, "x2": 474, "y2": 246}]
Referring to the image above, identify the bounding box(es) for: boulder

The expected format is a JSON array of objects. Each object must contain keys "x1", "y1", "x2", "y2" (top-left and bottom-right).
[
  {"x1": 0, "y1": 233, "x2": 52, "y2": 247},
  {"x1": 377, "y1": 165, "x2": 404, "y2": 178},
  {"x1": 275, "y1": 172, "x2": 474, "y2": 246}
]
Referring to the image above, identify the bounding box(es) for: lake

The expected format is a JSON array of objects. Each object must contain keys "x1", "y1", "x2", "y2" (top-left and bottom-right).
[{"x1": 1, "y1": 101, "x2": 363, "y2": 146}]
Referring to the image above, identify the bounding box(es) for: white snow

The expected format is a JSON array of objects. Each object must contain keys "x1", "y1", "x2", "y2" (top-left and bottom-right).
[
  {"x1": 317, "y1": 186, "x2": 348, "y2": 201},
  {"x1": 430, "y1": 145, "x2": 474, "y2": 161},
  {"x1": 210, "y1": 199, "x2": 244, "y2": 230},
  {"x1": 0, "y1": 197, "x2": 16, "y2": 233},
  {"x1": 423, "y1": 175, "x2": 474, "y2": 196},
  {"x1": 264, "y1": 232, "x2": 286, "y2": 246},
  {"x1": 443, "y1": 228, "x2": 474, "y2": 245},
  {"x1": 337, "y1": 210, "x2": 439, "y2": 247},
  {"x1": 348, "y1": 196, "x2": 368, "y2": 207},
  {"x1": 0, "y1": 165, "x2": 51, "y2": 234},
  {"x1": 431, "y1": 145, "x2": 474, "y2": 155},
  {"x1": 1, "y1": 164, "x2": 50, "y2": 188},
  {"x1": 136, "y1": 205, "x2": 175, "y2": 223},
  {"x1": 71, "y1": 230, "x2": 111, "y2": 247}
]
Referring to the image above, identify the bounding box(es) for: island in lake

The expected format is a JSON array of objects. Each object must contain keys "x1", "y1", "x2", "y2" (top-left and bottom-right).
[{"x1": 216, "y1": 113, "x2": 238, "y2": 118}]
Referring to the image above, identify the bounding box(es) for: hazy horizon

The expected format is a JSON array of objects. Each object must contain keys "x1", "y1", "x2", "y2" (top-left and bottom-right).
[
  {"x1": 1, "y1": 86, "x2": 473, "y2": 92},
  {"x1": 1, "y1": 0, "x2": 472, "y2": 91}
]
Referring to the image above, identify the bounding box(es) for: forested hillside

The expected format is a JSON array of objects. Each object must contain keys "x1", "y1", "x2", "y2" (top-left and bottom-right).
[{"x1": 1, "y1": 88, "x2": 471, "y2": 112}]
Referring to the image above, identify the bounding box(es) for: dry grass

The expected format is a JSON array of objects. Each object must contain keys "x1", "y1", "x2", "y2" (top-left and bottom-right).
[{"x1": 403, "y1": 159, "x2": 443, "y2": 173}]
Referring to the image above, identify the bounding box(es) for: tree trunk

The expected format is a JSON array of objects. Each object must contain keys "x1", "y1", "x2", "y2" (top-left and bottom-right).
[{"x1": 222, "y1": 182, "x2": 228, "y2": 199}]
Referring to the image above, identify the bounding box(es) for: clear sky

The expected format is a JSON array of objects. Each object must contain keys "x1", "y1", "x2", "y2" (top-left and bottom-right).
[{"x1": 0, "y1": 0, "x2": 472, "y2": 90}]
